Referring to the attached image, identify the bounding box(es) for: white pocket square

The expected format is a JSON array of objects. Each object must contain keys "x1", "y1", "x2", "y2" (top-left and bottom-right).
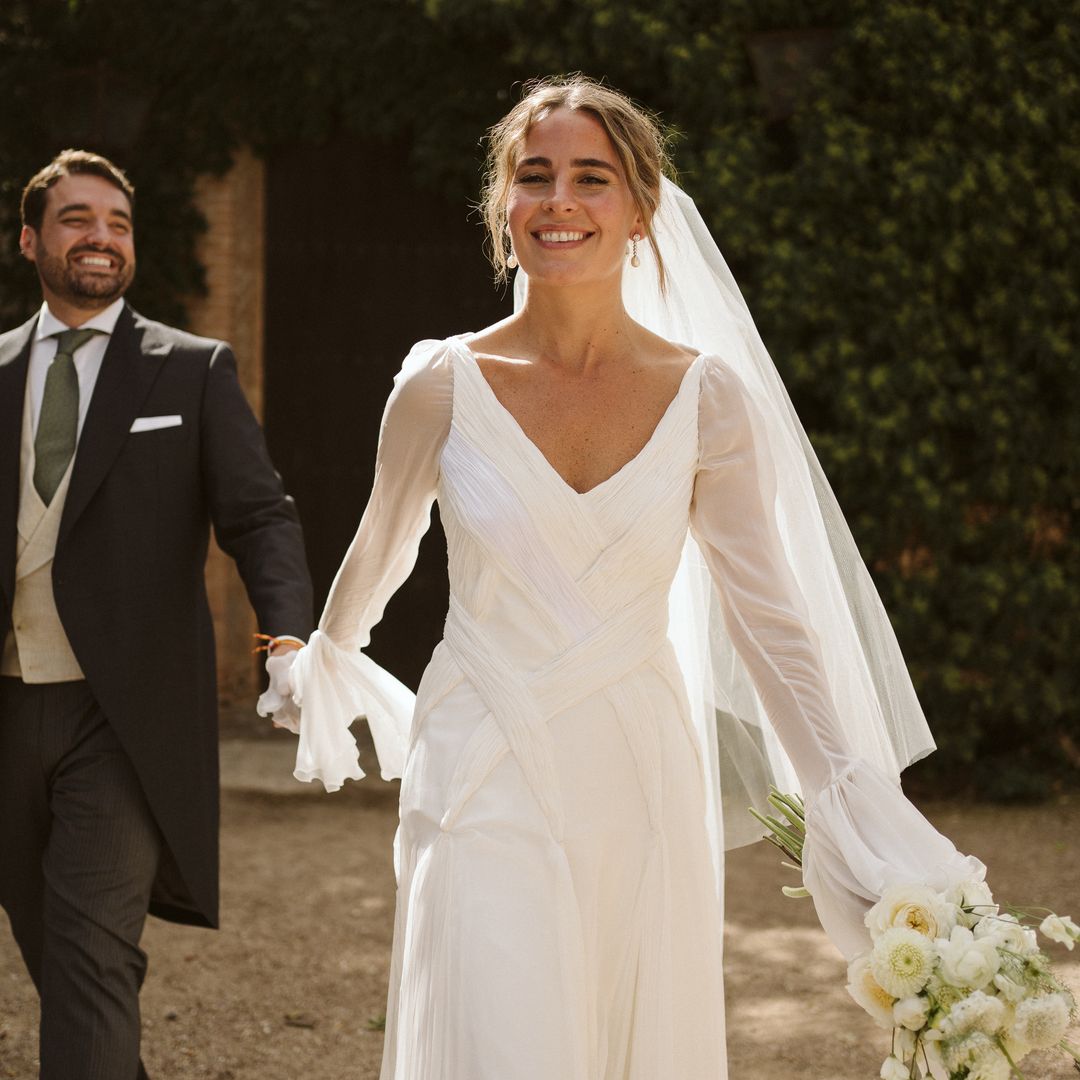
[{"x1": 130, "y1": 414, "x2": 182, "y2": 433}]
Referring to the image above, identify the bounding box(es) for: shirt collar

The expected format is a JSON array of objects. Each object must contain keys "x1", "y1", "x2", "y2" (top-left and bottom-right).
[{"x1": 35, "y1": 297, "x2": 126, "y2": 342}]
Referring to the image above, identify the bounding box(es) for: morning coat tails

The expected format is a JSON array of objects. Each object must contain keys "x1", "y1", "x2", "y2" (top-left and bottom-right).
[{"x1": 0, "y1": 303, "x2": 314, "y2": 927}]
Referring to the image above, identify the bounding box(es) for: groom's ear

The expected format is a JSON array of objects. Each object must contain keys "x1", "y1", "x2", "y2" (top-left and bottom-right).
[{"x1": 18, "y1": 225, "x2": 37, "y2": 263}]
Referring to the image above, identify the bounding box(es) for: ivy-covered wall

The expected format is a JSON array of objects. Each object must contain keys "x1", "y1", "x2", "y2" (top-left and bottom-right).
[{"x1": 2, "y1": 0, "x2": 1076, "y2": 798}]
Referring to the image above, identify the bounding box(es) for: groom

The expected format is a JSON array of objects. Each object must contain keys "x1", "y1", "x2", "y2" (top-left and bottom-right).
[{"x1": 0, "y1": 149, "x2": 313, "y2": 1078}]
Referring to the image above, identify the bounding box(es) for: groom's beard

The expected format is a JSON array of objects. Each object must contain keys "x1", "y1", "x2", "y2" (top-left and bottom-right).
[{"x1": 34, "y1": 241, "x2": 135, "y2": 309}]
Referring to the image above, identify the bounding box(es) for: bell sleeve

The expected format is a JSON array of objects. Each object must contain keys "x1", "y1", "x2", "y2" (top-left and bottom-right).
[
  {"x1": 689, "y1": 355, "x2": 983, "y2": 958},
  {"x1": 257, "y1": 339, "x2": 453, "y2": 792}
]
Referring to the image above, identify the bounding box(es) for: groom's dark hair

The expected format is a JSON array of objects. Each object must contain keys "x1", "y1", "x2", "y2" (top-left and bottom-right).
[{"x1": 21, "y1": 149, "x2": 135, "y2": 231}]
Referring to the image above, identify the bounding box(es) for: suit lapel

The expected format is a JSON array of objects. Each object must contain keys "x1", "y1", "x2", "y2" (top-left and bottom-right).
[
  {"x1": 59, "y1": 305, "x2": 171, "y2": 546},
  {"x1": 0, "y1": 316, "x2": 36, "y2": 613}
]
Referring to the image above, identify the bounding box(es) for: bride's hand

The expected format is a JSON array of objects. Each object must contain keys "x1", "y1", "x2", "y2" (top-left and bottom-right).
[{"x1": 258, "y1": 644, "x2": 303, "y2": 733}]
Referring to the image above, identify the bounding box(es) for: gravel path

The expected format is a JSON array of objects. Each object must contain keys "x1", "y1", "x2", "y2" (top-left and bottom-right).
[{"x1": 1, "y1": 738, "x2": 1077, "y2": 1079}]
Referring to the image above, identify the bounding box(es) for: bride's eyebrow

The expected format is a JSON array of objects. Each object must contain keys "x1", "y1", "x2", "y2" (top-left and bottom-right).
[
  {"x1": 516, "y1": 156, "x2": 618, "y2": 173},
  {"x1": 572, "y1": 158, "x2": 617, "y2": 172}
]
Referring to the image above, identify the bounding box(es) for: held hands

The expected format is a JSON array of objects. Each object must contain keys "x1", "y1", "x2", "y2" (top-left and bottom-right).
[{"x1": 255, "y1": 637, "x2": 303, "y2": 734}]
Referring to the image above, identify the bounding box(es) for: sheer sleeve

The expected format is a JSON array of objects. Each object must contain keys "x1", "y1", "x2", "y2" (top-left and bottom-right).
[
  {"x1": 689, "y1": 355, "x2": 982, "y2": 958},
  {"x1": 259, "y1": 339, "x2": 453, "y2": 791}
]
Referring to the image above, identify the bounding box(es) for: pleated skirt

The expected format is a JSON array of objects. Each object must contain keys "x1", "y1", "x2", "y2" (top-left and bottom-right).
[{"x1": 378, "y1": 643, "x2": 728, "y2": 1080}]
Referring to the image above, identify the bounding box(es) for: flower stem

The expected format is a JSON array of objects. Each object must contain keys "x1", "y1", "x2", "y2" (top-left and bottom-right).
[
  {"x1": 748, "y1": 808, "x2": 802, "y2": 862},
  {"x1": 997, "y1": 1036, "x2": 1027, "y2": 1079}
]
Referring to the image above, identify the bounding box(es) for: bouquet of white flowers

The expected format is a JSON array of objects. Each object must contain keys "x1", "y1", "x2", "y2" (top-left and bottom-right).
[
  {"x1": 857, "y1": 881, "x2": 1079, "y2": 1079},
  {"x1": 751, "y1": 790, "x2": 1080, "y2": 1079}
]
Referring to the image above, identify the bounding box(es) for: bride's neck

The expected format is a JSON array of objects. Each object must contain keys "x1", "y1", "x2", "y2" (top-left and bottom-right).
[{"x1": 515, "y1": 279, "x2": 636, "y2": 373}]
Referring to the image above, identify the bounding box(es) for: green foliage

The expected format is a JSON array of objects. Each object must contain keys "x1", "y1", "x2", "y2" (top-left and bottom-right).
[
  {"x1": 1, "y1": 0, "x2": 1076, "y2": 798},
  {"x1": 734, "y1": 2, "x2": 1080, "y2": 801}
]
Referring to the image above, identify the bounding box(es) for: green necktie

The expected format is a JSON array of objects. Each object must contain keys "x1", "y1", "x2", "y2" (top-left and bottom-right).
[{"x1": 33, "y1": 327, "x2": 100, "y2": 505}]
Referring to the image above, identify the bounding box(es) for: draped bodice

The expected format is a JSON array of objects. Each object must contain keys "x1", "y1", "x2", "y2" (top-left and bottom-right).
[
  {"x1": 423, "y1": 344, "x2": 705, "y2": 842},
  {"x1": 439, "y1": 343, "x2": 703, "y2": 673}
]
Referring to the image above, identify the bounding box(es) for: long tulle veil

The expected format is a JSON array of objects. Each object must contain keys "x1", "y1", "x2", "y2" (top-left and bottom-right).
[{"x1": 516, "y1": 177, "x2": 936, "y2": 863}]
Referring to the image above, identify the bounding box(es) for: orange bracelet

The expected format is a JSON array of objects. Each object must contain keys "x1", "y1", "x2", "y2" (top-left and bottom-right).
[{"x1": 252, "y1": 633, "x2": 303, "y2": 655}]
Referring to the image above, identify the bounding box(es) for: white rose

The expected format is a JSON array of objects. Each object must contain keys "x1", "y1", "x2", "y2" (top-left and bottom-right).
[
  {"x1": 880, "y1": 1055, "x2": 909, "y2": 1080},
  {"x1": 893, "y1": 995, "x2": 931, "y2": 1031},
  {"x1": 847, "y1": 952, "x2": 897, "y2": 1029},
  {"x1": 1039, "y1": 913, "x2": 1079, "y2": 950},
  {"x1": 867, "y1": 884, "x2": 957, "y2": 940},
  {"x1": 938, "y1": 925, "x2": 1001, "y2": 990},
  {"x1": 974, "y1": 913, "x2": 1037, "y2": 955}
]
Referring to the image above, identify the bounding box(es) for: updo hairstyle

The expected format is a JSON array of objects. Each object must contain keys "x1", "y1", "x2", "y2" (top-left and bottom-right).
[{"x1": 480, "y1": 75, "x2": 673, "y2": 288}]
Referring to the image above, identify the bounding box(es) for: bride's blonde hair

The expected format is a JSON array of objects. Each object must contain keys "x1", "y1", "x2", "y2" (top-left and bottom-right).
[{"x1": 481, "y1": 75, "x2": 673, "y2": 289}]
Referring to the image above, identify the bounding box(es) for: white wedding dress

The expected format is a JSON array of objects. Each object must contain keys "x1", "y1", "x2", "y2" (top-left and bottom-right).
[{"x1": 269, "y1": 330, "x2": 981, "y2": 1080}]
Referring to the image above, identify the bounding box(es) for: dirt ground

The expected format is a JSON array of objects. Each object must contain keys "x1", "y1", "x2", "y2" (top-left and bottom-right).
[{"x1": 1, "y1": 738, "x2": 1077, "y2": 1080}]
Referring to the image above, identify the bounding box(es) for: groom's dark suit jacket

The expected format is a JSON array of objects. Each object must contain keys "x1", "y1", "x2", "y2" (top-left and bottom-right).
[{"x1": 0, "y1": 303, "x2": 313, "y2": 927}]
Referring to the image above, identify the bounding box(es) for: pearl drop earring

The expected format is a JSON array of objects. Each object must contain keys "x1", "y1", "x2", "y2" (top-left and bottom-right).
[
  {"x1": 630, "y1": 233, "x2": 641, "y2": 268},
  {"x1": 504, "y1": 222, "x2": 518, "y2": 270}
]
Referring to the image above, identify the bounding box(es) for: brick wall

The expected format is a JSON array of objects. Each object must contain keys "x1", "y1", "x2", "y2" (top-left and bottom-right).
[{"x1": 186, "y1": 149, "x2": 269, "y2": 733}]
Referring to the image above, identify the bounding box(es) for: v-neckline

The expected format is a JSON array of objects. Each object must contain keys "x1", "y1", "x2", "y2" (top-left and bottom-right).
[{"x1": 452, "y1": 337, "x2": 703, "y2": 498}]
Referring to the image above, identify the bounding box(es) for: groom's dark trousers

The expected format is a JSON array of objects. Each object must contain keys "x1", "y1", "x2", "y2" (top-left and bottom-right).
[
  {"x1": 0, "y1": 679, "x2": 161, "y2": 1080},
  {"x1": 0, "y1": 304, "x2": 314, "y2": 1079}
]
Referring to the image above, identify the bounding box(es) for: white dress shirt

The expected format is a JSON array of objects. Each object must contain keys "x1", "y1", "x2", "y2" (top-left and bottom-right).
[{"x1": 28, "y1": 297, "x2": 126, "y2": 442}]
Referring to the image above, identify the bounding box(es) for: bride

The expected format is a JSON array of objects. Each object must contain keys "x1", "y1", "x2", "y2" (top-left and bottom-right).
[{"x1": 260, "y1": 75, "x2": 981, "y2": 1079}]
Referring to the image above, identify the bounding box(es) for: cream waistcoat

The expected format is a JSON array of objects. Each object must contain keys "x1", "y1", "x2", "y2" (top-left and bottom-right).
[{"x1": 0, "y1": 382, "x2": 83, "y2": 681}]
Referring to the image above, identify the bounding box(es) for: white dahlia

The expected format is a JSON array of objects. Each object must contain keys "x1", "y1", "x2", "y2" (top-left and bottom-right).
[{"x1": 871, "y1": 927, "x2": 937, "y2": 999}]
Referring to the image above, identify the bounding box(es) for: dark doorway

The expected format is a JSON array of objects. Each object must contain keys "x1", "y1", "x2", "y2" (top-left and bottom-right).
[{"x1": 264, "y1": 136, "x2": 510, "y2": 688}]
